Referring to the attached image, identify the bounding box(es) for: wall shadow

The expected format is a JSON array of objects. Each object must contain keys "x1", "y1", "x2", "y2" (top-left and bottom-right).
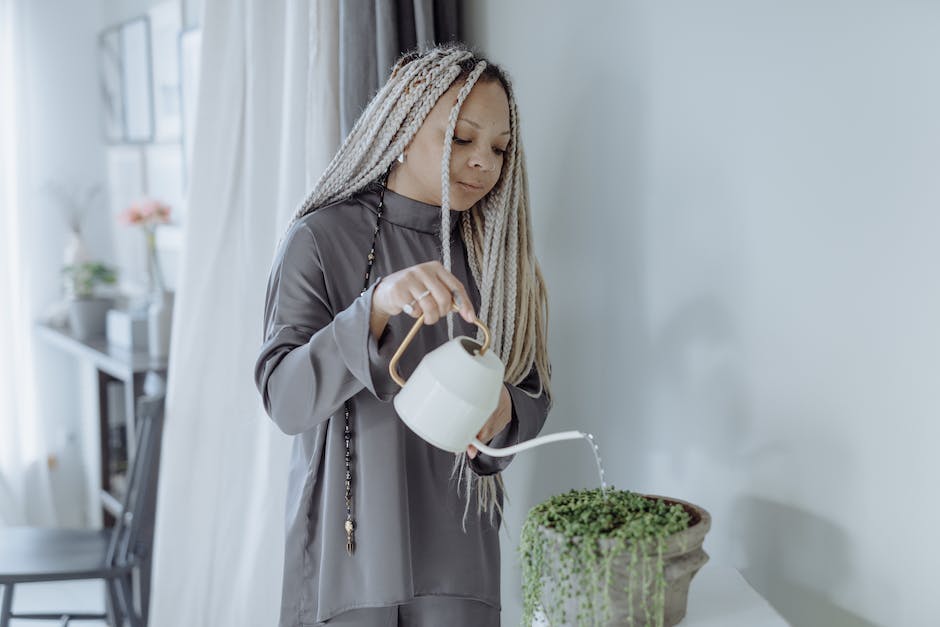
[{"x1": 733, "y1": 495, "x2": 884, "y2": 627}]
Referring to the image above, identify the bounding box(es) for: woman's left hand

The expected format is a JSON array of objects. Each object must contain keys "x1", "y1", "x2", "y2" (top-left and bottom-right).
[{"x1": 467, "y1": 386, "x2": 512, "y2": 459}]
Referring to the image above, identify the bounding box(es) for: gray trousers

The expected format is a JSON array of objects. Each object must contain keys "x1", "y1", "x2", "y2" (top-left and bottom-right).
[{"x1": 315, "y1": 595, "x2": 500, "y2": 626}]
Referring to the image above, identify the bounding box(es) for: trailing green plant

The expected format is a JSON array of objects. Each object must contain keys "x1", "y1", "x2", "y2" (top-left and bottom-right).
[
  {"x1": 61, "y1": 261, "x2": 117, "y2": 299},
  {"x1": 521, "y1": 487, "x2": 691, "y2": 626}
]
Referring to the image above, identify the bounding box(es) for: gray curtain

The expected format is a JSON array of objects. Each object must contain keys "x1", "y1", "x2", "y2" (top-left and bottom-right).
[{"x1": 339, "y1": 0, "x2": 461, "y2": 137}]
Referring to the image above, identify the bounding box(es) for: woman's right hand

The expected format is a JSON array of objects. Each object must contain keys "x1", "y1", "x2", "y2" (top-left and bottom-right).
[{"x1": 372, "y1": 261, "x2": 476, "y2": 325}]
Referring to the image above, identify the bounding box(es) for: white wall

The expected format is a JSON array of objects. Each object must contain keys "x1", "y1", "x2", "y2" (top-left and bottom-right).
[
  {"x1": 16, "y1": 0, "x2": 109, "y2": 526},
  {"x1": 464, "y1": 2, "x2": 940, "y2": 626},
  {"x1": 15, "y1": 0, "x2": 199, "y2": 527},
  {"x1": 17, "y1": 2, "x2": 109, "y2": 314}
]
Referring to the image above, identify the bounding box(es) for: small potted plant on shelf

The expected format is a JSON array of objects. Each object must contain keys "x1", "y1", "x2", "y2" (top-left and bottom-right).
[
  {"x1": 61, "y1": 260, "x2": 118, "y2": 340},
  {"x1": 521, "y1": 487, "x2": 711, "y2": 627}
]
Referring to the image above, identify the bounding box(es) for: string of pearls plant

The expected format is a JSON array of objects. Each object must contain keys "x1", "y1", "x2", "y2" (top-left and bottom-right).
[{"x1": 521, "y1": 488, "x2": 692, "y2": 626}]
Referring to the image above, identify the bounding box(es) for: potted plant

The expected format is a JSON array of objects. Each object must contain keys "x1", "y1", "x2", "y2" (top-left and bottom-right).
[
  {"x1": 61, "y1": 260, "x2": 118, "y2": 340},
  {"x1": 521, "y1": 487, "x2": 711, "y2": 627}
]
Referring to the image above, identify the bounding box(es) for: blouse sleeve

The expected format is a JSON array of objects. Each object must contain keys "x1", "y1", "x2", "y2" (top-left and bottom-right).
[
  {"x1": 468, "y1": 360, "x2": 553, "y2": 476},
  {"x1": 253, "y1": 220, "x2": 400, "y2": 435}
]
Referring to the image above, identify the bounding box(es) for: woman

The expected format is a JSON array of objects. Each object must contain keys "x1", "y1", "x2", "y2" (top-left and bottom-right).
[{"x1": 254, "y1": 42, "x2": 553, "y2": 627}]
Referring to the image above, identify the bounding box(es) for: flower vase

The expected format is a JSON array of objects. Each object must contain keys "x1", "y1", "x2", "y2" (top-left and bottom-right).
[
  {"x1": 148, "y1": 289, "x2": 174, "y2": 359},
  {"x1": 144, "y1": 229, "x2": 173, "y2": 358},
  {"x1": 144, "y1": 228, "x2": 165, "y2": 298}
]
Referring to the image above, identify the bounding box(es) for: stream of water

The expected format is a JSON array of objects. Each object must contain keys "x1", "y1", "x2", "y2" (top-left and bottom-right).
[{"x1": 583, "y1": 433, "x2": 610, "y2": 498}]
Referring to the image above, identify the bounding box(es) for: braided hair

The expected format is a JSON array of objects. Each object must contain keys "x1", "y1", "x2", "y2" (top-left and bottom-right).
[{"x1": 277, "y1": 41, "x2": 552, "y2": 531}]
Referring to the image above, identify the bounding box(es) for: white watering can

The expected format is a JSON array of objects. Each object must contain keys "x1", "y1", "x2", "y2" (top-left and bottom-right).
[{"x1": 389, "y1": 298, "x2": 585, "y2": 457}]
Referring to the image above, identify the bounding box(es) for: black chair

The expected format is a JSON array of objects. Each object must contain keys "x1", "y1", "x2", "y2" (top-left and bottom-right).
[{"x1": 0, "y1": 393, "x2": 165, "y2": 627}]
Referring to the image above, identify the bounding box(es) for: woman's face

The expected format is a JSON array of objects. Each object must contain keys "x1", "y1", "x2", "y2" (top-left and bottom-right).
[{"x1": 388, "y1": 79, "x2": 511, "y2": 211}]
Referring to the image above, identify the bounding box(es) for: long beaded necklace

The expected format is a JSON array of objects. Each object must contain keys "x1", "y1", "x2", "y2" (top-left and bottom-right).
[{"x1": 344, "y1": 169, "x2": 390, "y2": 555}]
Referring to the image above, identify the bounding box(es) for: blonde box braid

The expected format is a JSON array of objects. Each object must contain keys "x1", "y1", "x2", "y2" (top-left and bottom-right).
[
  {"x1": 274, "y1": 42, "x2": 553, "y2": 534},
  {"x1": 443, "y1": 58, "x2": 554, "y2": 532}
]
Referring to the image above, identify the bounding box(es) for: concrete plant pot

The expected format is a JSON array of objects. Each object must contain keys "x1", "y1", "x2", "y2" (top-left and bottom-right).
[
  {"x1": 532, "y1": 495, "x2": 711, "y2": 627},
  {"x1": 68, "y1": 297, "x2": 114, "y2": 340}
]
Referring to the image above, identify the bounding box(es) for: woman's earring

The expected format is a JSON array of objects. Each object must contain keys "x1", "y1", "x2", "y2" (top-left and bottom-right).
[{"x1": 397, "y1": 152, "x2": 406, "y2": 164}]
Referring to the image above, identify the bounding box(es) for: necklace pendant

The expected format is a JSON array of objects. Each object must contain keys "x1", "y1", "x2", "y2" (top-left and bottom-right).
[
  {"x1": 345, "y1": 519, "x2": 356, "y2": 555},
  {"x1": 342, "y1": 172, "x2": 389, "y2": 560}
]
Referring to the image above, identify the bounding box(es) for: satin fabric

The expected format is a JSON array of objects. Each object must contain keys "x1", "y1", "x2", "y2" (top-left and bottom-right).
[{"x1": 254, "y1": 183, "x2": 550, "y2": 626}]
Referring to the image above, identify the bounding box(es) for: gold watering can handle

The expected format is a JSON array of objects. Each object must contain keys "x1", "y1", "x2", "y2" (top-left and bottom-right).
[{"x1": 389, "y1": 299, "x2": 491, "y2": 387}]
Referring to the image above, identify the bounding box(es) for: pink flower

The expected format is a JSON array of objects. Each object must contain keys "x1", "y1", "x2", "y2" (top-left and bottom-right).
[{"x1": 118, "y1": 198, "x2": 172, "y2": 228}]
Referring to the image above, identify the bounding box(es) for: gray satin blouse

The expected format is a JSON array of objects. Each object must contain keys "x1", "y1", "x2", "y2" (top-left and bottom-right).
[{"x1": 253, "y1": 181, "x2": 551, "y2": 626}]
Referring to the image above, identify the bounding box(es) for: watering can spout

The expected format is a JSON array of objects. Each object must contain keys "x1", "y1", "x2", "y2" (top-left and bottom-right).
[{"x1": 471, "y1": 430, "x2": 588, "y2": 457}]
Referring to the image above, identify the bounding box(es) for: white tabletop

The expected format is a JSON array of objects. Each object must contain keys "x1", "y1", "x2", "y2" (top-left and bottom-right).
[
  {"x1": 532, "y1": 562, "x2": 789, "y2": 626},
  {"x1": 682, "y1": 562, "x2": 789, "y2": 626}
]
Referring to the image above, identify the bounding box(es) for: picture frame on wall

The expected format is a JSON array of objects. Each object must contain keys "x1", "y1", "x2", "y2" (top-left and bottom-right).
[
  {"x1": 149, "y1": 1, "x2": 182, "y2": 142},
  {"x1": 120, "y1": 16, "x2": 154, "y2": 143},
  {"x1": 178, "y1": 26, "x2": 202, "y2": 191},
  {"x1": 98, "y1": 25, "x2": 124, "y2": 143}
]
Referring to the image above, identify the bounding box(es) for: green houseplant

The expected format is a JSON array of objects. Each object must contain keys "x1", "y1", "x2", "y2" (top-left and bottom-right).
[
  {"x1": 521, "y1": 487, "x2": 711, "y2": 627},
  {"x1": 61, "y1": 260, "x2": 118, "y2": 340}
]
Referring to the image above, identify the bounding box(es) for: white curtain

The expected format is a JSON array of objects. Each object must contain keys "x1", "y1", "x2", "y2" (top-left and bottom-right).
[
  {"x1": 148, "y1": 0, "x2": 340, "y2": 624},
  {"x1": 0, "y1": 0, "x2": 56, "y2": 527}
]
